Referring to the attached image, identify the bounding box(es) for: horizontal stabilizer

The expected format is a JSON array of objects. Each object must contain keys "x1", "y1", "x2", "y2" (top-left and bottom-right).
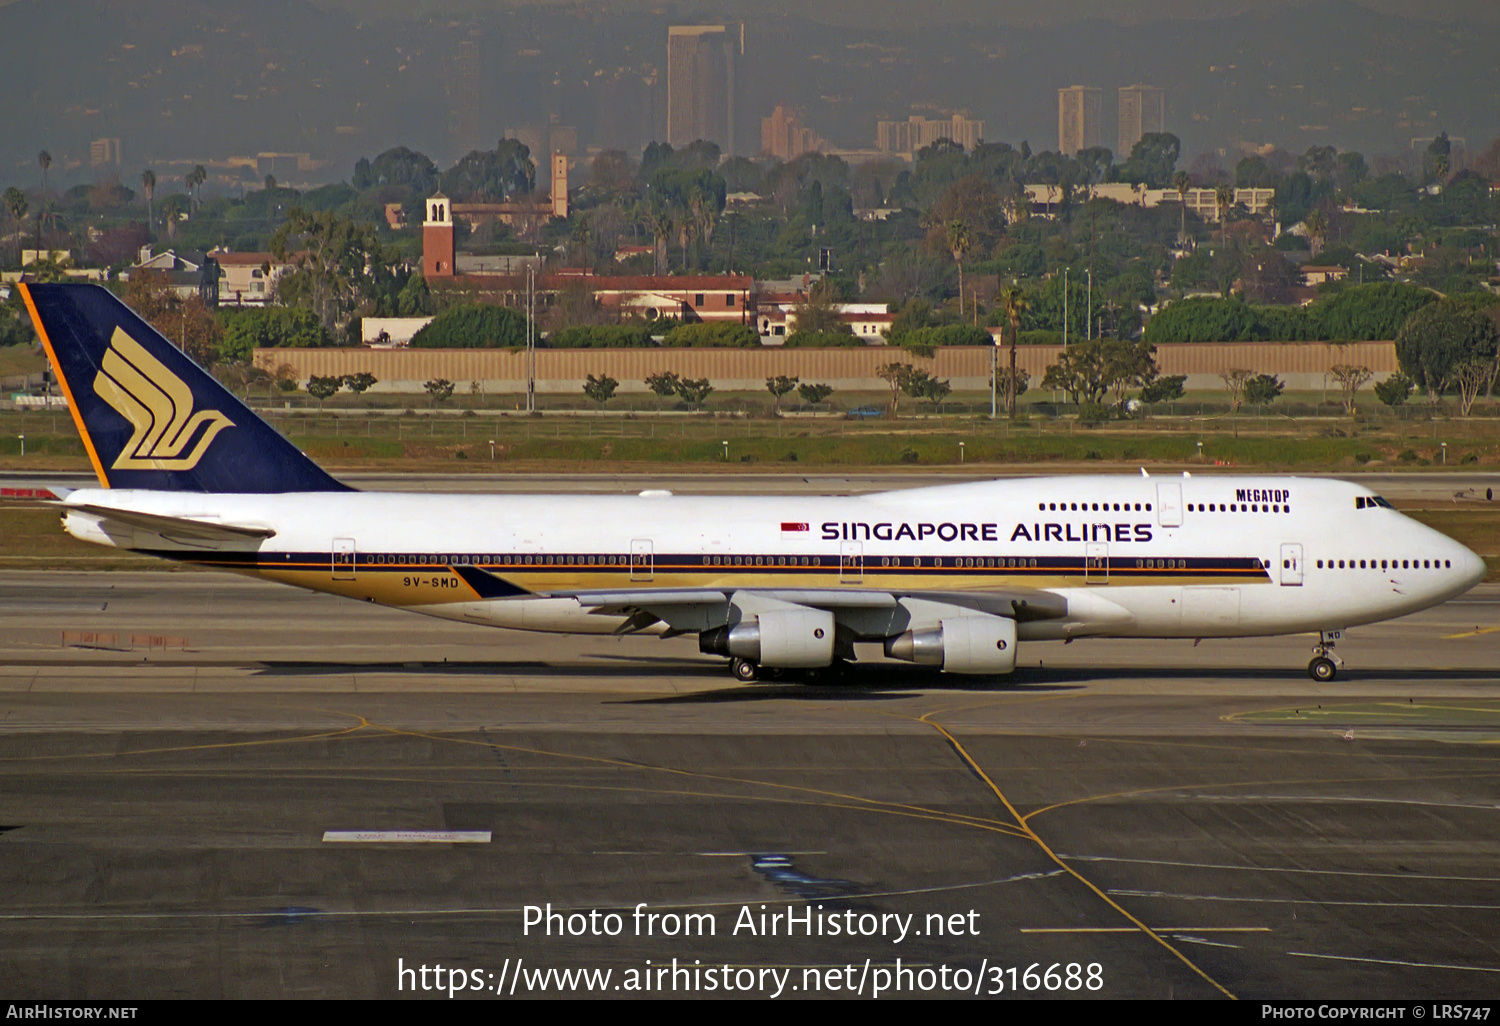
[{"x1": 63, "y1": 503, "x2": 276, "y2": 541}]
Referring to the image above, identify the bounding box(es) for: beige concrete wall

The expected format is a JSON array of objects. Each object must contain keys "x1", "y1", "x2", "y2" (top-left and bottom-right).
[{"x1": 253, "y1": 341, "x2": 1399, "y2": 395}]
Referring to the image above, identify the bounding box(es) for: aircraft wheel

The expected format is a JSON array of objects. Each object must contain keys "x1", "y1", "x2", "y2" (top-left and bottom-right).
[
  {"x1": 1308, "y1": 656, "x2": 1338, "y2": 683},
  {"x1": 730, "y1": 657, "x2": 760, "y2": 683}
]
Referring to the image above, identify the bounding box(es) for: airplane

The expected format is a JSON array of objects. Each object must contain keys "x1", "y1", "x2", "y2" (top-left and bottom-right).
[{"x1": 18, "y1": 282, "x2": 1489, "y2": 684}]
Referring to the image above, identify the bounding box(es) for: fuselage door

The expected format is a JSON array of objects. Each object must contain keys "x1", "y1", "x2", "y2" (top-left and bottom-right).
[
  {"x1": 1157, "y1": 483, "x2": 1183, "y2": 527},
  {"x1": 1085, "y1": 542, "x2": 1108, "y2": 584},
  {"x1": 840, "y1": 541, "x2": 863, "y2": 582},
  {"x1": 332, "y1": 537, "x2": 356, "y2": 580},
  {"x1": 630, "y1": 539, "x2": 654, "y2": 582},
  {"x1": 1280, "y1": 543, "x2": 1304, "y2": 586}
]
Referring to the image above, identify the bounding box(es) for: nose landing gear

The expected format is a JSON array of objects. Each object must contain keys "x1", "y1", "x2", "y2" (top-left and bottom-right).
[{"x1": 1309, "y1": 630, "x2": 1344, "y2": 682}]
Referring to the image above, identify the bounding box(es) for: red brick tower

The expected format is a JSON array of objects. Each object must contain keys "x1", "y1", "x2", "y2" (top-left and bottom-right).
[{"x1": 422, "y1": 193, "x2": 455, "y2": 278}]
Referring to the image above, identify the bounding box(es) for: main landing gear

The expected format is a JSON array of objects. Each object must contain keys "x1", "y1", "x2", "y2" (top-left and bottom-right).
[{"x1": 1309, "y1": 630, "x2": 1344, "y2": 682}]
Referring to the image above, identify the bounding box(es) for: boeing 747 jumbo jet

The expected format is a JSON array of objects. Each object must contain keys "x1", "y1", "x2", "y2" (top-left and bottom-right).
[{"x1": 19, "y1": 283, "x2": 1488, "y2": 683}]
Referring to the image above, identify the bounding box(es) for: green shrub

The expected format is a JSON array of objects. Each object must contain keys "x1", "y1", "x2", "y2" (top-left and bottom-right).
[
  {"x1": 219, "y1": 307, "x2": 332, "y2": 360},
  {"x1": 547, "y1": 325, "x2": 657, "y2": 348},
  {"x1": 661, "y1": 322, "x2": 761, "y2": 348},
  {"x1": 410, "y1": 303, "x2": 530, "y2": 348},
  {"x1": 783, "y1": 331, "x2": 867, "y2": 347}
]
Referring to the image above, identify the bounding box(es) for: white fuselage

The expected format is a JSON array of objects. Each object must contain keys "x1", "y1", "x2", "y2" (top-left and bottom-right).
[{"x1": 60, "y1": 475, "x2": 1486, "y2": 648}]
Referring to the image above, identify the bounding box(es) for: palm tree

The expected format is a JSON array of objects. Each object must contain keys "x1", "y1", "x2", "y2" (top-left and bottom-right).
[
  {"x1": 998, "y1": 283, "x2": 1031, "y2": 418},
  {"x1": 1214, "y1": 183, "x2": 1235, "y2": 245},
  {"x1": 139, "y1": 169, "x2": 156, "y2": 236},
  {"x1": 1305, "y1": 208, "x2": 1328, "y2": 258},
  {"x1": 3, "y1": 186, "x2": 27, "y2": 265},
  {"x1": 191, "y1": 164, "x2": 207, "y2": 209},
  {"x1": 37, "y1": 150, "x2": 51, "y2": 198},
  {"x1": 946, "y1": 219, "x2": 971, "y2": 322},
  {"x1": 1172, "y1": 170, "x2": 1192, "y2": 244},
  {"x1": 648, "y1": 204, "x2": 673, "y2": 276}
]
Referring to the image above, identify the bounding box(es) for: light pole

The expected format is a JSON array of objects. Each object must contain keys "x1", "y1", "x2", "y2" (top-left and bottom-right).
[
  {"x1": 525, "y1": 263, "x2": 536, "y2": 414},
  {"x1": 990, "y1": 336, "x2": 998, "y2": 419},
  {"x1": 1062, "y1": 268, "x2": 1068, "y2": 346},
  {"x1": 1086, "y1": 268, "x2": 1093, "y2": 340}
]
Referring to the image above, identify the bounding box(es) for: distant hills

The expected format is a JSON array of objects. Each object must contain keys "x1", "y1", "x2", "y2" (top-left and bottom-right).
[{"x1": 1, "y1": 0, "x2": 1495, "y2": 190}]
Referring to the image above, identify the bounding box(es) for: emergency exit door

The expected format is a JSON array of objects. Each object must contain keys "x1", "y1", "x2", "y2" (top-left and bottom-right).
[{"x1": 332, "y1": 538, "x2": 356, "y2": 580}]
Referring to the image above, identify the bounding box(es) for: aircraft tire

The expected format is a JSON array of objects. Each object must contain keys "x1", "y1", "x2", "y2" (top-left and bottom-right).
[
  {"x1": 730, "y1": 657, "x2": 760, "y2": 683},
  {"x1": 1308, "y1": 656, "x2": 1338, "y2": 682}
]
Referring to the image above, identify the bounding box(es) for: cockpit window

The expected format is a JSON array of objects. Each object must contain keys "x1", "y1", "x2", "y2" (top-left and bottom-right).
[{"x1": 1357, "y1": 496, "x2": 1395, "y2": 510}]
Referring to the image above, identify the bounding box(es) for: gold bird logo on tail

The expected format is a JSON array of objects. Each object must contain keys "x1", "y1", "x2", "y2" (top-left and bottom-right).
[{"x1": 93, "y1": 328, "x2": 234, "y2": 470}]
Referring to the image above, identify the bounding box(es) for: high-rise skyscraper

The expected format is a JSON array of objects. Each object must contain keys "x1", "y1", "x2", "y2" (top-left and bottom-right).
[
  {"x1": 454, "y1": 37, "x2": 485, "y2": 157},
  {"x1": 667, "y1": 24, "x2": 742, "y2": 153},
  {"x1": 1118, "y1": 85, "x2": 1165, "y2": 157},
  {"x1": 1058, "y1": 86, "x2": 1103, "y2": 156}
]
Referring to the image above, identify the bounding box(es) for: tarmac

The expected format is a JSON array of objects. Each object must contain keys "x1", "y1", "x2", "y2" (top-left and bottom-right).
[{"x1": 2, "y1": 569, "x2": 1499, "y2": 999}]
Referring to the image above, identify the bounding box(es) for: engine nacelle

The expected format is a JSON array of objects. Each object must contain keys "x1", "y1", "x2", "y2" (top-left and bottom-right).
[
  {"x1": 884, "y1": 616, "x2": 1017, "y2": 675},
  {"x1": 699, "y1": 607, "x2": 835, "y2": 668}
]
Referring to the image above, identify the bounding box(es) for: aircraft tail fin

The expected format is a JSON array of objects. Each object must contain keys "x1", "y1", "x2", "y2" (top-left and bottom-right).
[{"x1": 21, "y1": 283, "x2": 348, "y2": 493}]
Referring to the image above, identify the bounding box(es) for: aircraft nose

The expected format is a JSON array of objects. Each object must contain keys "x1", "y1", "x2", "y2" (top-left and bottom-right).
[{"x1": 1456, "y1": 542, "x2": 1488, "y2": 590}]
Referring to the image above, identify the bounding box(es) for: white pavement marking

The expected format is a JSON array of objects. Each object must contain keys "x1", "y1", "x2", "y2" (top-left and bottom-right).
[
  {"x1": 1109, "y1": 889, "x2": 1500, "y2": 910},
  {"x1": 1289, "y1": 951, "x2": 1500, "y2": 973},
  {"x1": 322, "y1": 830, "x2": 491, "y2": 843}
]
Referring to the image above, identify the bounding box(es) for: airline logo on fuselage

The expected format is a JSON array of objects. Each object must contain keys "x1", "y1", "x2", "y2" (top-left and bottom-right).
[
  {"x1": 93, "y1": 327, "x2": 234, "y2": 470},
  {"x1": 823, "y1": 521, "x2": 1155, "y2": 544},
  {"x1": 1236, "y1": 488, "x2": 1291, "y2": 504}
]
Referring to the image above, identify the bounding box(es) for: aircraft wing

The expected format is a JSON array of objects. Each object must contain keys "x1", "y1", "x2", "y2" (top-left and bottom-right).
[
  {"x1": 555, "y1": 584, "x2": 1068, "y2": 626},
  {"x1": 61, "y1": 503, "x2": 277, "y2": 541}
]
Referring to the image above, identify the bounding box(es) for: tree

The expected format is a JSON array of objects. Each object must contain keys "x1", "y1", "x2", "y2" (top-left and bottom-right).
[
  {"x1": 583, "y1": 373, "x2": 619, "y2": 405},
  {"x1": 264, "y1": 174, "x2": 277, "y2": 192},
  {"x1": 1140, "y1": 374, "x2": 1186, "y2": 404},
  {"x1": 424, "y1": 378, "x2": 456, "y2": 407},
  {"x1": 188, "y1": 164, "x2": 207, "y2": 210},
  {"x1": 765, "y1": 375, "x2": 799, "y2": 411},
  {"x1": 307, "y1": 374, "x2": 343, "y2": 407},
  {"x1": 1395, "y1": 301, "x2": 1500, "y2": 413},
  {"x1": 998, "y1": 284, "x2": 1031, "y2": 418},
  {"x1": 1214, "y1": 184, "x2": 1235, "y2": 244},
  {"x1": 344, "y1": 372, "x2": 378, "y2": 395},
  {"x1": 1304, "y1": 208, "x2": 1328, "y2": 257},
  {"x1": 917, "y1": 376, "x2": 951, "y2": 407},
  {"x1": 219, "y1": 307, "x2": 333, "y2": 360},
  {"x1": 877, "y1": 362, "x2": 922, "y2": 416},
  {"x1": 644, "y1": 371, "x2": 681, "y2": 407},
  {"x1": 1328, "y1": 365, "x2": 1373, "y2": 415},
  {"x1": 1373, "y1": 372, "x2": 1414, "y2": 408},
  {"x1": 409, "y1": 303, "x2": 529, "y2": 349},
  {"x1": 1043, "y1": 340, "x2": 1150, "y2": 408},
  {"x1": 946, "y1": 220, "x2": 971, "y2": 322},
  {"x1": 1172, "y1": 170, "x2": 1192, "y2": 242},
  {"x1": 37, "y1": 150, "x2": 51, "y2": 197},
  {"x1": 674, "y1": 377, "x2": 713, "y2": 406},
  {"x1": 139, "y1": 170, "x2": 156, "y2": 236},
  {"x1": 122, "y1": 270, "x2": 222, "y2": 367},
  {"x1": 2, "y1": 186, "x2": 26, "y2": 264},
  {"x1": 1243, "y1": 373, "x2": 1285, "y2": 407},
  {"x1": 797, "y1": 382, "x2": 835, "y2": 406},
  {"x1": 1220, "y1": 368, "x2": 1254, "y2": 411},
  {"x1": 270, "y1": 208, "x2": 393, "y2": 332},
  {"x1": 790, "y1": 279, "x2": 851, "y2": 336}
]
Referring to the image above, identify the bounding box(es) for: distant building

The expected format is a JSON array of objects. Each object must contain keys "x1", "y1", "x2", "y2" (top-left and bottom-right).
[
  {"x1": 1058, "y1": 86, "x2": 1103, "y2": 155},
  {"x1": 875, "y1": 114, "x2": 983, "y2": 158},
  {"x1": 761, "y1": 105, "x2": 826, "y2": 161},
  {"x1": 89, "y1": 138, "x2": 122, "y2": 168},
  {"x1": 208, "y1": 250, "x2": 296, "y2": 307},
  {"x1": 505, "y1": 123, "x2": 578, "y2": 162},
  {"x1": 455, "y1": 37, "x2": 486, "y2": 157},
  {"x1": 1117, "y1": 85, "x2": 1165, "y2": 157},
  {"x1": 423, "y1": 193, "x2": 456, "y2": 279},
  {"x1": 1022, "y1": 184, "x2": 1274, "y2": 220},
  {"x1": 667, "y1": 24, "x2": 742, "y2": 153}
]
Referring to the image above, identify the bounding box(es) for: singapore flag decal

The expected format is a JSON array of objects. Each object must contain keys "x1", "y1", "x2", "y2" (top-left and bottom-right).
[{"x1": 780, "y1": 522, "x2": 809, "y2": 534}]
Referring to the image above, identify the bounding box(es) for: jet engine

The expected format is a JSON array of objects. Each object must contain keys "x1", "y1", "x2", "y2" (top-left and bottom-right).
[
  {"x1": 698, "y1": 607, "x2": 836, "y2": 668},
  {"x1": 884, "y1": 615, "x2": 1017, "y2": 674}
]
